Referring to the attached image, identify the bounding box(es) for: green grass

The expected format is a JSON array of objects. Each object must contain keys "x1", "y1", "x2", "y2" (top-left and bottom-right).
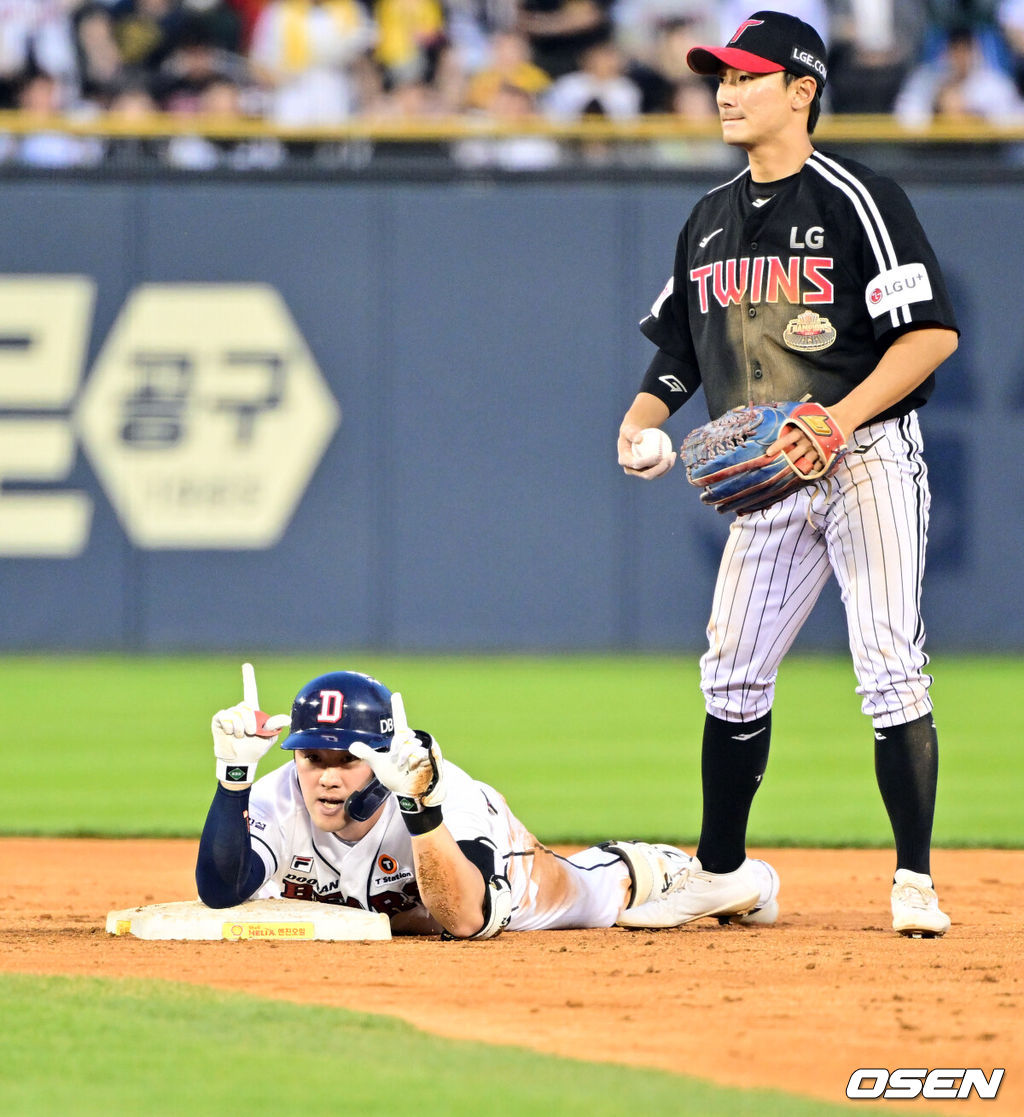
[
  {"x1": 0, "y1": 974, "x2": 867, "y2": 1117},
  {"x1": 1, "y1": 653, "x2": 1020, "y2": 846}
]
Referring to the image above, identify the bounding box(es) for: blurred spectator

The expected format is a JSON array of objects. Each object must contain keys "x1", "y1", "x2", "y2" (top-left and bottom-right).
[
  {"x1": 542, "y1": 37, "x2": 640, "y2": 118},
  {"x1": 225, "y1": 0, "x2": 269, "y2": 50},
  {"x1": 998, "y1": 0, "x2": 1024, "y2": 93},
  {"x1": 611, "y1": 0, "x2": 716, "y2": 71},
  {"x1": 622, "y1": 16, "x2": 706, "y2": 113},
  {"x1": 112, "y1": 0, "x2": 188, "y2": 71},
  {"x1": 103, "y1": 78, "x2": 166, "y2": 164},
  {"x1": 165, "y1": 74, "x2": 285, "y2": 166},
  {"x1": 1, "y1": 69, "x2": 104, "y2": 166},
  {"x1": 827, "y1": 0, "x2": 930, "y2": 113},
  {"x1": 0, "y1": 0, "x2": 79, "y2": 109},
  {"x1": 650, "y1": 72, "x2": 738, "y2": 168},
  {"x1": 248, "y1": 0, "x2": 376, "y2": 122},
  {"x1": 454, "y1": 79, "x2": 562, "y2": 167},
  {"x1": 465, "y1": 28, "x2": 550, "y2": 110},
  {"x1": 180, "y1": 0, "x2": 244, "y2": 53},
  {"x1": 73, "y1": 1, "x2": 132, "y2": 109},
  {"x1": 715, "y1": 0, "x2": 829, "y2": 46},
  {"x1": 516, "y1": 0, "x2": 614, "y2": 79},
  {"x1": 431, "y1": 38, "x2": 471, "y2": 111},
  {"x1": 926, "y1": 0, "x2": 1002, "y2": 32},
  {"x1": 372, "y1": 0, "x2": 446, "y2": 87},
  {"x1": 152, "y1": 15, "x2": 252, "y2": 112},
  {"x1": 444, "y1": 0, "x2": 519, "y2": 74},
  {"x1": 894, "y1": 25, "x2": 1024, "y2": 125}
]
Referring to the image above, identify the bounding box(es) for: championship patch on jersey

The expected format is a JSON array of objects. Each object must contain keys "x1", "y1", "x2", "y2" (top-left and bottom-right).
[
  {"x1": 783, "y1": 310, "x2": 837, "y2": 352},
  {"x1": 865, "y1": 263, "x2": 933, "y2": 319}
]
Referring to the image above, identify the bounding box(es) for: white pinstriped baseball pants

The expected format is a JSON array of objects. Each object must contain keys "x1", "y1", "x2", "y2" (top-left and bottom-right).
[{"x1": 700, "y1": 413, "x2": 933, "y2": 729}]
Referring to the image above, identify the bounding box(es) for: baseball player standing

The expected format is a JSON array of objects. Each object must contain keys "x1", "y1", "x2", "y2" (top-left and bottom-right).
[
  {"x1": 615, "y1": 11, "x2": 959, "y2": 936},
  {"x1": 196, "y1": 665, "x2": 781, "y2": 936}
]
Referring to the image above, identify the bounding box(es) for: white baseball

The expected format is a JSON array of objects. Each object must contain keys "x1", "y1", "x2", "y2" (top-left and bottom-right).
[{"x1": 632, "y1": 427, "x2": 675, "y2": 473}]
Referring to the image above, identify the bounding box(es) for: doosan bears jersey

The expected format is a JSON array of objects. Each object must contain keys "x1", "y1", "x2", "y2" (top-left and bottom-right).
[
  {"x1": 244, "y1": 759, "x2": 628, "y2": 932},
  {"x1": 640, "y1": 150, "x2": 959, "y2": 423}
]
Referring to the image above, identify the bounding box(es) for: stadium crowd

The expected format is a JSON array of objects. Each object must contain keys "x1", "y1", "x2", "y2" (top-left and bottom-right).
[{"x1": 2, "y1": 0, "x2": 1024, "y2": 169}]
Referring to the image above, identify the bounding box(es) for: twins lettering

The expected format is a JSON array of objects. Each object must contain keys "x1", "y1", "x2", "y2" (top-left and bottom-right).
[{"x1": 690, "y1": 256, "x2": 834, "y2": 312}]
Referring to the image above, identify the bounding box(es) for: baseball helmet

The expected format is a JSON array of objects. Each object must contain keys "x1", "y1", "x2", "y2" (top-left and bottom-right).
[{"x1": 280, "y1": 670, "x2": 396, "y2": 821}]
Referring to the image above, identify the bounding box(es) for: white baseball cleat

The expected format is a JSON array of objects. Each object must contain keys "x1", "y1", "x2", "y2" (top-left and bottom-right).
[
  {"x1": 602, "y1": 841, "x2": 693, "y2": 909},
  {"x1": 891, "y1": 869, "x2": 950, "y2": 937},
  {"x1": 725, "y1": 858, "x2": 780, "y2": 925},
  {"x1": 616, "y1": 856, "x2": 760, "y2": 928}
]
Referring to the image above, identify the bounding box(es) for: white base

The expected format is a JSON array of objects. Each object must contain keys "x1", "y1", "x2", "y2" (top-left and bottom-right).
[{"x1": 105, "y1": 898, "x2": 392, "y2": 941}]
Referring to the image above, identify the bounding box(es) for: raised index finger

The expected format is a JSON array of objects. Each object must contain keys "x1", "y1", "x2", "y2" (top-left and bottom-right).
[
  {"x1": 241, "y1": 662, "x2": 260, "y2": 710},
  {"x1": 391, "y1": 691, "x2": 409, "y2": 735}
]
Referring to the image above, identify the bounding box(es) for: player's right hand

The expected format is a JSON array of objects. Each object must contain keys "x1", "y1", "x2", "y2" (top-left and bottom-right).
[
  {"x1": 618, "y1": 423, "x2": 676, "y2": 479},
  {"x1": 349, "y1": 693, "x2": 447, "y2": 811},
  {"x1": 212, "y1": 662, "x2": 290, "y2": 786}
]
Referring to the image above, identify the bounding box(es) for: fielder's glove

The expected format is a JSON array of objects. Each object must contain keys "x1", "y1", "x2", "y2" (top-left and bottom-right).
[
  {"x1": 212, "y1": 662, "x2": 291, "y2": 786},
  {"x1": 681, "y1": 401, "x2": 847, "y2": 516},
  {"x1": 350, "y1": 693, "x2": 447, "y2": 836}
]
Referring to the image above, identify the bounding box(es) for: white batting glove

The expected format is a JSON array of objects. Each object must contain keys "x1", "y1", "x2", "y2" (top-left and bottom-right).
[
  {"x1": 212, "y1": 662, "x2": 291, "y2": 786},
  {"x1": 349, "y1": 693, "x2": 446, "y2": 834}
]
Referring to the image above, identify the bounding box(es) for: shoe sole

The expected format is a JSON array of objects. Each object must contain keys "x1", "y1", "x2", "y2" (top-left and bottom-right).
[{"x1": 721, "y1": 898, "x2": 779, "y2": 926}]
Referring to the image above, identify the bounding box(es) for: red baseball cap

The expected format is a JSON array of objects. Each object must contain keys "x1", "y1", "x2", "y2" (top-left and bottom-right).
[{"x1": 687, "y1": 10, "x2": 828, "y2": 89}]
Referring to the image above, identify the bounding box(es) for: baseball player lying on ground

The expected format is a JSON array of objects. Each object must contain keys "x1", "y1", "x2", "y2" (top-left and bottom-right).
[{"x1": 196, "y1": 665, "x2": 779, "y2": 938}]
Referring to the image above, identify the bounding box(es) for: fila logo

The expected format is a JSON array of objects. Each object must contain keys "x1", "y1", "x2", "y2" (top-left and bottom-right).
[
  {"x1": 291, "y1": 855, "x2": 313, "y2": 872},
  {"x1": 317, "y1": 689, "x2": 344, "y2": 722},
  {"x1": 658, "y1": 374, "x2": 688, "y2": 393},
  {"x1": 730, "y1": 18, "x2": 763, "y2": 43}
]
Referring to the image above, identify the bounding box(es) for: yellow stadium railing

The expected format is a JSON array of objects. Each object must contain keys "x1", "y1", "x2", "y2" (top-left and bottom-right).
[{"x1": 1, "y1": 110, "x2": 1023, "y2": 144}]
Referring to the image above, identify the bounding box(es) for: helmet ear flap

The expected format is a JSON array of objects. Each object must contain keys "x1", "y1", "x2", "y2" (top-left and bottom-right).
[{"x1": 344, "y1": 775, "x2": 391, "y2": 821}]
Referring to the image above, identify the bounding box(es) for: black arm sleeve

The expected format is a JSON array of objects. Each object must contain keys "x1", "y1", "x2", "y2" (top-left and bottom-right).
[
  {"x1": 195, "y1": 784, "x2": 268, "y2": 908},
  {"x1": 639, "y1": 348, "x2": 702, "y2": 415}
]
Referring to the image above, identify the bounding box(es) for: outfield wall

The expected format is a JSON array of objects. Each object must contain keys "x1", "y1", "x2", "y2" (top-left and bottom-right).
[{"x1": 0, "y1": 174, "x2": 1018, "y2": 651}]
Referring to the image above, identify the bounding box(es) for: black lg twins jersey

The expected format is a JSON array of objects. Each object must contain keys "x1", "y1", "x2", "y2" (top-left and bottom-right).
[{"x1": 641, "y1": 150, "x2": 959, "y2": 423}]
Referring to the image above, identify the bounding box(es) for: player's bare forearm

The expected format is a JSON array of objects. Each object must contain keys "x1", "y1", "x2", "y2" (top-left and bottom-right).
[
  {"x1": 829, "y1": 327, "x2": 958, "y2": 437},
  {"x1": 411, "y1": 825, "x2": 488, "y2": 938}
]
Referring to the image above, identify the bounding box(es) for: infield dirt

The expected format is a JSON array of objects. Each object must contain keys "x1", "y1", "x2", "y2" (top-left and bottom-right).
[{"x1": 1, "y1": 839, "x2": 1021, "y2": 1114}]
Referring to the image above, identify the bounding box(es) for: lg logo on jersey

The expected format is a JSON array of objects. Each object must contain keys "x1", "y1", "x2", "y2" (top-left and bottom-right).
[
  {"x1": 790, "y1": 226, "x2": 824, "y2": 250},
  {"x1": 846, "y1": 1068, "x2": 1003, "y2": 1100}
]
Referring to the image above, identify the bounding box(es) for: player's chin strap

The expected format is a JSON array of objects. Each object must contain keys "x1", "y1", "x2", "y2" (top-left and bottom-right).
[{"x1": 344, "y1": 776, "x2": 392, "y2": 822}]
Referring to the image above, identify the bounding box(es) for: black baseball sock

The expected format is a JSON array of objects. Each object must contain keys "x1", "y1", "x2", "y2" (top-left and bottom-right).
[
  {"x1": 874, "y1": 713, "x2": 938, "y2": 877},
  {"x1": 695, "y1": 711, "x2": 771, "y2": 874}
]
